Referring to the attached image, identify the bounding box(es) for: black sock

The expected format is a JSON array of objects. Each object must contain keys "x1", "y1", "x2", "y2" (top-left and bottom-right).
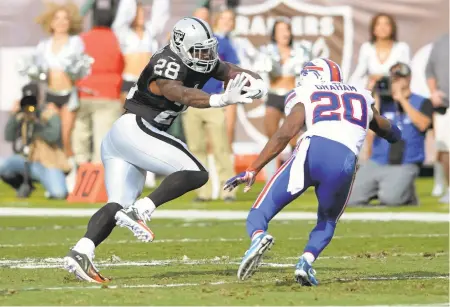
[
  {"x1": 148, "y1": 170, "x2": 208, "y2": 207},
  {"x1": 84, "y1": 202, "x2": 123, "y2": 247}
]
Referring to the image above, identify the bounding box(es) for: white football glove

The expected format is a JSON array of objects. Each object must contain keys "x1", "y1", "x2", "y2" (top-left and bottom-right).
[
  {"x1": 242, "y1": 76, "x2": 268, "y2": 99},
  {"x1": 209, "y1": 73, "x2": 253, "y2": 108}
]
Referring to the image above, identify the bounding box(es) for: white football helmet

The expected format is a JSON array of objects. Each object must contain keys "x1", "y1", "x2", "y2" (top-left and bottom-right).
[
  {"x1": 169, "y1": 17, "x2": 218, "y2": 73},
  {"x1": 299, "y1": 58, "x2": 343, "y2": 85}
]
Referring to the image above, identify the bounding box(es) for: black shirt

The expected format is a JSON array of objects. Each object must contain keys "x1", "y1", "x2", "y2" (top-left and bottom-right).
[{"x1": 124, "y1": 45, "x2": 219, "y2": 131}]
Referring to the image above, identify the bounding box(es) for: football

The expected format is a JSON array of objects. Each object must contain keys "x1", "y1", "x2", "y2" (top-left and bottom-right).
[{"x1": 224, "y1": 70, "x2": 251, "y2": 93}]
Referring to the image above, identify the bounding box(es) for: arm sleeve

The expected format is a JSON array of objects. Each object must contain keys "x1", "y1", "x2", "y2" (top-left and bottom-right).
[
  {"x1": 37, "y1": 115, "x2": 62, "y2": 144},
  {"x1": 4, "y1": 115, "x2": 19, "y2": 142},
  {"x1": 112, "y1": 0, "x2": 137, "y2": 32},
  {"x1": 419, "y1": 98, "x2": 434, "y2": 119},
  {"x1": 349, "y1": 43, "x2": 369, "y2": 85}
]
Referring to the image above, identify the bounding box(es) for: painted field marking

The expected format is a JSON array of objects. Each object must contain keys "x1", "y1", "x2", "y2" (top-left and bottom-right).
[
  {"x1": 0, "y1": 207, "x2": 448, "y2": 222},
  {"x1": 1, "y1": 252, "x2": 447, "y2": 269},
  {"x1": 12, "y1": 277, "x2": 450, "y2": 294},
  {"x1": 0, "y1": 233, "x2": 447, "y2": 248}
]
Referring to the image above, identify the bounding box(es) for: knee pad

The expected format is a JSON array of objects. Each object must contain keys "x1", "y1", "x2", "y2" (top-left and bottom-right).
[{"x1": 191, "y1": 170, "x2": 209, "y2": 188}]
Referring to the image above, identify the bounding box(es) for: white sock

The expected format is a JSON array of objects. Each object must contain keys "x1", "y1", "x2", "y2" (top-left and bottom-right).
[
  {"x1": 302, "y1": 252, "x2": 315, "y2": 264},
  {"x1": 73, "y1": 237, "x2": 95, "y2": 256},
  {"x1": 134, "y1": 197, "x2": 156, "y2": 218},
  {"x1": 434, "y1": 162, "x2": 445, "y2": 187}
]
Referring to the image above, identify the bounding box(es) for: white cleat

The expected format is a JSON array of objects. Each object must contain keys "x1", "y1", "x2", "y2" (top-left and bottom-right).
[
  {"x1": 63, "y1": 249, "x2": 109, "y2": 283},
  {"x1": 115, "y1": 207, "x2": 155, "y2": 242},
  {"x1": 237, "y1": 232, "x2": 274, "y2": 281}
]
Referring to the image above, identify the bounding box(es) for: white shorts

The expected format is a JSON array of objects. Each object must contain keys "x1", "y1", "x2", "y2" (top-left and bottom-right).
[
  {"x1": 434, "y1": 109, "x2": 450, "y2": 152},
  {"x1": 100, "y1": 113, "x2": 205, "y2": 207}
]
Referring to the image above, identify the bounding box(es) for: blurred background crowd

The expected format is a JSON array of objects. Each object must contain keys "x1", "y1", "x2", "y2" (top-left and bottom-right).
[{"x1": 0, "y1": 0, "x2": 448, "y2": 206}]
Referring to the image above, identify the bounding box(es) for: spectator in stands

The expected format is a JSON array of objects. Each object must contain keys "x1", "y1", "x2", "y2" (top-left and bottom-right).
[
  {"x1": 182, "y1": 7, "x2": 239, "y2": 202},
  {"x1": 34, "y1": 2, "x2": 90, "y2": 191},
  {"x1": 111, "y1": 0, "x2": 170, "y2": 99},
  {"x1": 348, "y1": 63, "x2": 433, "y2": 206},
  {"x1": 73, "y1": 5, "x2": 124, "y2": 166},
  {"x1": 426, "y1": 33, "x2": 449, "y2": 204},
  {"x1": 255, "y1": 18, "x2": 308, "y2": 182},
  {"x1": 349, "y1": 13, "x2": 410, "y2": 90},
  {"x1": 193, "y1": 6, "x2": 210, "y2": 23},
  {"x1": 112, "y1": 1, "x2": 158, "y2": 103},
  {"x1": 213, "y1": 8, "x2": 239, "y2": 148},
  {"x1": 0, "y1": 87, "x2": 69, "y2": 199}
]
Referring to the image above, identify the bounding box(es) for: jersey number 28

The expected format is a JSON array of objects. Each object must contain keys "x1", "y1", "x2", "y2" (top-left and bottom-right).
[
  {"x1": 154, "y1": 59, "x2": 180, "y2": 80},
  {"x1": 312, "y1": 92, "x2": 368, "y2": 129}
]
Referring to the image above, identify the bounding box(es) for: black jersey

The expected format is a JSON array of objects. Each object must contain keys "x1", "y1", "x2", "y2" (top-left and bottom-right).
[{"x1": 124, "y1": 45, "x2": 218, "y2": 131}]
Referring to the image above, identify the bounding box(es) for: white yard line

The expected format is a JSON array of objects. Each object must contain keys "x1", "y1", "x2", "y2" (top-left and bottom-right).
[
  {"x1": 20, "y1": 280, "x2": 232, "y2": 291},
  {"x1": 0, "y1": 233, "x2": 447, "y2": 248},
  {"x1": 0, "y1": 207, "x2": 448, "y2": 222},
  {"x1": 0, "y1": 221, "x2": 246, "y2": 231},
  {"x1": 1, "y1": 252, "x2": 447, "y2": 269},
  {"x1": 15, "y1": 277, "x2": 450, "y2": 294}
]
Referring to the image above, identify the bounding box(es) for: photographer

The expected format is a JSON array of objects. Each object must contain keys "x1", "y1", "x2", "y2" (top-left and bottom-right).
[
  {"x1": 348, "y1": 63, "x2": 433, "y2": 206},
  {"x1": 0, "y1": 86, "x2": 70, "y2": 199}
]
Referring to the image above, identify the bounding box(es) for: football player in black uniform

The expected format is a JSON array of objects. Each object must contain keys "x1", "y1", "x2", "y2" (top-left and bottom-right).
[{"x1": 63, "y1": 17, "x2": 268, "y2": 283}]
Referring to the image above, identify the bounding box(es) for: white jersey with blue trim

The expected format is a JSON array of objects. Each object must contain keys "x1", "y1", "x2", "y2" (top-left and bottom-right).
[{"x1": 285, "y1": 82, "x2": 375, "y2": 155}]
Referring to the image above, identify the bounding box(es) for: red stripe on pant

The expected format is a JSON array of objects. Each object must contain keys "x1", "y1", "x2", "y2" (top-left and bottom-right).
[
  {"x1": 336, "y1": 164, "x2": 357, "y2": 222},
  {"x1": 252, "y1": 155, "x2": 295, "y2": 209}
]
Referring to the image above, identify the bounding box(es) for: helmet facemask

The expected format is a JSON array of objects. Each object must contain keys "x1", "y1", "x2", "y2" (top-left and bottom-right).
[
  {"x1": 178, "y1": 37, "x2": 218, "y2": 73},
  {"x1": 299, "y1": 69, "x2": 325, "y2": 86}
]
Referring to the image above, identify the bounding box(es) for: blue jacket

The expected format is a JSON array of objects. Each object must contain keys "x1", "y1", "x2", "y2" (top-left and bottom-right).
[{"x1": 203, "y1": 34, "x2": 240, "y2": 94}]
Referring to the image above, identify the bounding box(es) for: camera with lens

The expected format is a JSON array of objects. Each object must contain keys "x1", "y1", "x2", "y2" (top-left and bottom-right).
[
  {"x1": 374, "y1": 76, "x2": 392, "y2": 99},
  {"x1": 18, "y1": 83, "x2": 39, "y2": 116},
  {"x1": 13, "y1": 84, "x2": 40, "y2": 157},
  {"x1": 374, "y1": 62, "x2": 411, "y2": 103},
  {"x1": 20, "y1": 95, "x2": 38, "y2": 114}
]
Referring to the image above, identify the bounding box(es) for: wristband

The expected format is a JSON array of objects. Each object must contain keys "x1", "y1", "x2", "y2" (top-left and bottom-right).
[
  {"x1": 385, "y1": 124, "x2": 402, "y2": 143},
  {"x1": 209, "y1": 94, "x2": 224, "y2": 108}
]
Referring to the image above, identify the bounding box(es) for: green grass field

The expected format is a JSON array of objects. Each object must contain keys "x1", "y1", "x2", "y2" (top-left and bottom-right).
[{"x1": 0, "y1": 179, "x2": 449, "y2": 305}]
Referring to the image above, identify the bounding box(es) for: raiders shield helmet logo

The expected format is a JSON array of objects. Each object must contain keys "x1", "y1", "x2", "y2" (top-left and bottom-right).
[{"x1": 173, "y1": 29, "x2": 186, "y2": 47}]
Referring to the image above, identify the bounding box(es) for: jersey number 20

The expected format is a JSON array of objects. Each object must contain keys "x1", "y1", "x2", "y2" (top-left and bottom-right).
[{"x1": 312, "y1": 92, "x2": 368, "y2": 129}]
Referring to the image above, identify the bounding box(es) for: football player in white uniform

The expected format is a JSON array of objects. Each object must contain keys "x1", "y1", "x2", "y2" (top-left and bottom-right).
[
  {"x1": 224, "y1": 58, "x2": 402, "y2": 286},
  {"x1": 63, "y1": 17, "x2": 267, "y2": 283}
]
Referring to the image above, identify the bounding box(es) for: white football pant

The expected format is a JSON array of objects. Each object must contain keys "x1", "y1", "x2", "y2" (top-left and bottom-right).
[{"x1": 101, "y1": 114, "x2": 205, "y2": 208}]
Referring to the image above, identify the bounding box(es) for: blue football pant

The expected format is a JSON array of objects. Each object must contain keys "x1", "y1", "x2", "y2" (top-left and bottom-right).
[{"x1": 246, "y1": 136, "x2": 357, "y2": 259}]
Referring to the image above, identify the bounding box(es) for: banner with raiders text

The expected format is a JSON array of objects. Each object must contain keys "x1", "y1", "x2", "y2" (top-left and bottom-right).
[{"x1": 231, "y1": 0, "x2": 353, "y2": 156}]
